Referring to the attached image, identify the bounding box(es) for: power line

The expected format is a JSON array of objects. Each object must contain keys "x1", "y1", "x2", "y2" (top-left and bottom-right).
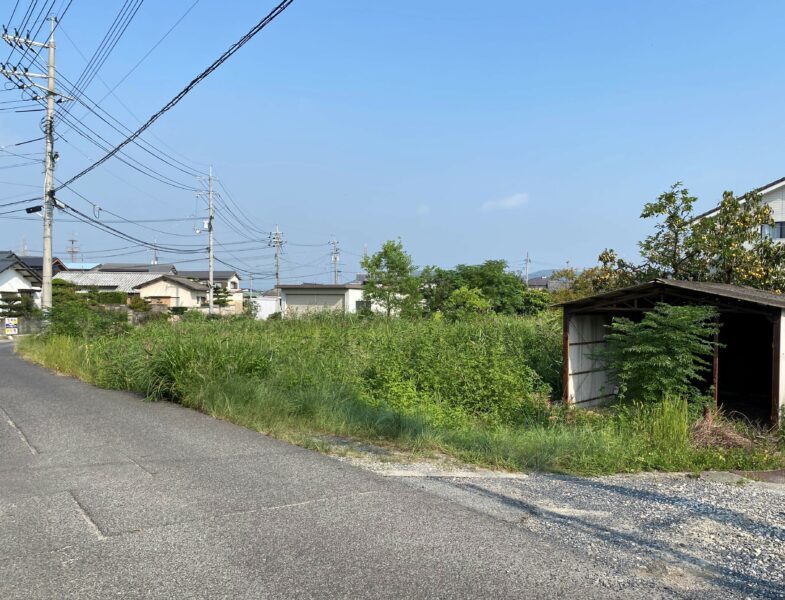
[{"x1": 54, "y1": 0, "x2": 295, "y2": 191}]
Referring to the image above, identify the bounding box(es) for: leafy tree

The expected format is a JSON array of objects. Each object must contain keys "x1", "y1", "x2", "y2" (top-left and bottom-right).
[
  {"x1": 421, "y1": 260, "x2": 548, "y2": 316},
  {"x1": 442, "y1": 286, "x2": 492, "y2": 321},
  {"x1": 690, "y1": 190, "x2": 778, "y2": 287},
  {"x1": 639, "y1": 182, "x2": 699, "y2": 278},
  {"x1": 213, "y1": 285, "x2": 231, "y2": 313},
  {"x1": 0, "y1": 293, "x2": 38, "y2": 318},
  {"x1": 599, "y1": 304, "x2": 719, "y2": 404},
  {"x1": 361, "y1": 239, "x2": 421, "y2": 317}
]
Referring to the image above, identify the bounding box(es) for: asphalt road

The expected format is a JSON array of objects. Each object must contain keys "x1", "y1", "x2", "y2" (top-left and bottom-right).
[{"x1": 0, "y1": 343, "x2": 745, "y2": 599}]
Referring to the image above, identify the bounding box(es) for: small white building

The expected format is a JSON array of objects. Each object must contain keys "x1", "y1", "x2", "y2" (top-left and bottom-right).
[
  {"x1": 249, "y1": 289, "x2": 281, "y2": 320},
  {"x1": 279, "y1": 283, "x2": 367, "y2": 316}
]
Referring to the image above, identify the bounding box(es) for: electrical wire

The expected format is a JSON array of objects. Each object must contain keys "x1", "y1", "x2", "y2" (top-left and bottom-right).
[{"x1": 55, "y1": 0, "x2": 295, "y2": 191}]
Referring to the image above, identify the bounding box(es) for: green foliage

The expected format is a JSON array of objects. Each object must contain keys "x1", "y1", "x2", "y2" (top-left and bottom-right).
[
  {"x1": 19, "y1": 322, "x2": 782, "y2": 475},
  {"x1": 639, "y1": 182, "x2": 699, "y2": 279},
  {"x1": 0, "y1": 293, "x2": 39, "y2": 318},
  {"x1": 47, "y1": 301, "x2": 129, "y2": 338},
  {"x1": 128, "y1": 295, "x2": 150, "y2": 312},
  {"x1": 361, "y1": 239, "x2": 421, "y2": 317},
  {"x1": 599, "y1": 304, "x2": 719, "y2": 404},
  {"x1": 421, "y1": 260, "x2": 548, "y2": 317},
  {"x1": 213, "y1": 285, "x2": 231, "y2": 309},
  {"x1": 95, "y1": 291, "x2": 127, "y2": 305},
  {"x1": 442, "y1": 286, "x2": 492, "y2": 321},
  {"x1": 556, "y1": 182, "x2": 785, "y2": 299}
]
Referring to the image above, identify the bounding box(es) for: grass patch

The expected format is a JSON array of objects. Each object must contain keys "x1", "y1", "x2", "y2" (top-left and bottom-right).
[{"x1": 16, "y1": 313, "x2": 784, "y2": 475}]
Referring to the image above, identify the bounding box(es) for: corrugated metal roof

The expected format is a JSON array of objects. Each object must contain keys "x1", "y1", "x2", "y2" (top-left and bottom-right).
[
  {"x1": 55, "y1": 271, "x2": 161, "y2": 293},
  {"x1": 559, "y1": 279, "x2": 785, "y2": 310}
]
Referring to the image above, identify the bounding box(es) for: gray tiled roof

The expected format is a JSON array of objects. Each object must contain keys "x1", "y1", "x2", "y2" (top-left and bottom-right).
[{"x1": 55, "y1": 271, "x2": 161, "y2": 293}]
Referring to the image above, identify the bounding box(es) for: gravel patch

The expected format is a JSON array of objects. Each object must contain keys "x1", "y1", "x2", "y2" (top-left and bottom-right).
[{"x1": 393, "y1": 471, "x2": 785, "y2": 599}]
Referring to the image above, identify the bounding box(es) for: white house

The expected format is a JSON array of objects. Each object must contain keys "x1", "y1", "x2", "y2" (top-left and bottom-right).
[
  {"x1": 696, "y1": 176, "x2": 785, "y2": 239},
  {"x1": 177, "y1": 270, "x2": 243, "y2": 314},
  {"x1": 134, "y1": 275, "x2": 208, "y2": 309},
  {"x1": 279, "y1": 283, "x2": 367, "y2": 316},
  {"x1": 0, "y1": 256, "x2": 41, "y2": 307}
]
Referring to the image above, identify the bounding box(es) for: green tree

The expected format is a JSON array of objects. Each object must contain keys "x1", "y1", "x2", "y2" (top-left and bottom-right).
[
  {"x1": 690, "y1": 190, "x2": 780, "y2": 287},
  {"x1": 361, "y1": 239, "x2": 421, "y2": 317},
  {"x1": 0, "y1": 293, "x2": 38, "y2": 318},
  {"x1": 421, "y1": 260, "x2": 541, "y2": 315},
  {"x1": 213, "y1": 285, "x2": 231, "y2": 313},
  {"x1": 599, "y1": 304, "x2": 719, "y2": 404},
  {"x1": 442, "y1": 286, "x2": 492, "y2": 321},
  {"x1": 639, "y1": 182, "x2": 699, "y2": 279}
]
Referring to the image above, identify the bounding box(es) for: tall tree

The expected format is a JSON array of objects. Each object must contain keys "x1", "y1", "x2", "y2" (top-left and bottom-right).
[
  {"x1": 639, "y1": 182, "x2": 698, "y2": 278},
  {"x1": 361, "y1": 240, "x2": 421, "y2": 317}
]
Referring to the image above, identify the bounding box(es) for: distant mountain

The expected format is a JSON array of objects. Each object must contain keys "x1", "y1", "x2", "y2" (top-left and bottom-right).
[{"x1": 528, "y1": 269, "x2": 556, "y2": 278}]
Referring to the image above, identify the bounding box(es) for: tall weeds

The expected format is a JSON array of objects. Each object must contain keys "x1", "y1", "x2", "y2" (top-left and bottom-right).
[{"x1": 17, "y1": 313, "x2": 783, "y2": 475}]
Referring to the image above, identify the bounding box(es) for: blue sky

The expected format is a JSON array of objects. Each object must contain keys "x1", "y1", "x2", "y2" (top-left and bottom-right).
[{"x1": 2, "y1": 0, "x2": 785, "y2": 285}]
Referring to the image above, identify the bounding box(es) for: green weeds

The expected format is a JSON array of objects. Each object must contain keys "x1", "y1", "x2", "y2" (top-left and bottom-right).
[{"x1": 16, "y1": 313, "x2": 784, "y2": 475}]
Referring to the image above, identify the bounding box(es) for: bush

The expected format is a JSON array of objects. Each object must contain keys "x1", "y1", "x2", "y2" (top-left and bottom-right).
[
  {"x1": 598, "y1": 303, "x2": 719, "y2": 404},
  {"x1": 47, "y1": 301, "x2": 129, "y2": 339},
  {"x1": 96, "y1": 291, "x2": 127, "y2": 305}
]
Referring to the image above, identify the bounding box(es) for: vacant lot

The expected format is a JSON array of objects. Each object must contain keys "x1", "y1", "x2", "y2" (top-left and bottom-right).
[{"x1": 18, "y1": 313, "x2": 785, "y2": 474}]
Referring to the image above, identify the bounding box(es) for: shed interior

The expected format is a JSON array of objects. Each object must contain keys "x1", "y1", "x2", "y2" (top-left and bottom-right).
[{"x1": 561, "y1": 280, "x2": 784, "y2": 425}]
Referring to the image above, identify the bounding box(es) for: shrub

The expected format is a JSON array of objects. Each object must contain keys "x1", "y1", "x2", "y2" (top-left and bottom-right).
[
  {"x1": 599, "y1": 303, "x2": 719, "y2": 404},
  {"x1": 96, "y1": 291, "x2": 127, "y2": 305}
]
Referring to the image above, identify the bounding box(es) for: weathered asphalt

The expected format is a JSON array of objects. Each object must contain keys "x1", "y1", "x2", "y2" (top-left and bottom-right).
[{"x1": 0, "y1": 343, "x2": 685, "y2": 599}]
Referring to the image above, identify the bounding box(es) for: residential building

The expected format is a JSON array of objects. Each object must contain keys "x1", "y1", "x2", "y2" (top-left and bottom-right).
[
  {"x1": 0, "y1": 251, "x2": 68, "y2": 308},
  {"x1": 54, "y1": 271, "x2": 162, "y2": 297},
  {"x1": 134, "y1": 275, "x2": 208, "y2": 309},
  {"x1": 0, "y1": 255, "x2": 42, "y2": 307},
  {"x1": 178, "y1": 270, "x2": 243, "y2": 314},
  {"x1": 696, "y1": 176, "x2": 785, "y2": 241},
  {"x1": 279, "y1": 283, "x2": 366, "y2": 316},
  {"x1": 90, "y1": 263, "x2": 177, "y2": 274}
]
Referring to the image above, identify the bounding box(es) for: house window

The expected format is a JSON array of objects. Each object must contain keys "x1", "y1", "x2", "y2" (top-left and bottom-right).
[
  {"x1": 355, "y1": 300, "x2": 371, "y2": 313},
  {"x1": 762, "y1": 222, "x2": 785, "y2": 239},
  {"x1": 230, "y1": 281, "x2": 238, "y2": 290}
]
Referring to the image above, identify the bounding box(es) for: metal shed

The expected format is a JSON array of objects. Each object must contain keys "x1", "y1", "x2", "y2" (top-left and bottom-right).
[{"x1": 560, "y1": 279, "x2": 785, "y2": 425}]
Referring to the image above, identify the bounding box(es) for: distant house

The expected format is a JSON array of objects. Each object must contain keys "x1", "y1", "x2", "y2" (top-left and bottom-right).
[
  {"x1": 0, "y1": 251, "x2": 67, "y2": 308},
  {"x1": 527, "y1": 275, "x2": 567, "y2": 292},
  {"x1": 54, "y1": 271, "x2": 163, "y2": 298},
  {"x1": 134, "y1": 275, "x2": 208, "y2": 309},
  {"x1": 695, "y1": 175, "x2": 785, "y2": 241},
  {"x1": 279, "y1": 283, "x2": 367, "y2": 316},
  {"x1": 90, "y1": 263, "x2": 177, "y2": 274},
  {"x1": 0, "y1": 255, "x2": 42, "y2": 307},
  {"x1": 178, "y1": 270, "x2": 243, "y2": 314}
]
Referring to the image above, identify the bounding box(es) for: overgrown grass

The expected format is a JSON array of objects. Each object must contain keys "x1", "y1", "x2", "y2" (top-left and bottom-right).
[{"x1": 17, "y1": 312, "x2": 784, "y2": 475}]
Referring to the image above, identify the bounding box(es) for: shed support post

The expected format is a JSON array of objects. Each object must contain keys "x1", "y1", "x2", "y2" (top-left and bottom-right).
[
  {"x1": 772, "y1": 310, "x2": 784, "y2": 428},
  {"x1": 712, "y1": 329, "x2": 719, "y2": 411},
  {"x1": 562, "y1": 309, "x2": 570, "y2": 405}
]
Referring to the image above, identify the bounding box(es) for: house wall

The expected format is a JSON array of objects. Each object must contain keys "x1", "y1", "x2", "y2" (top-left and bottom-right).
[
  {"x1": 0, "y1": 268, "x2": 41, "y2": 308},
  {"x1": 763, "y1": 188, "x2": 785, "y2": 222},
  {"x1": 138, "y1": 281, "x2": 203, "y2": 308},
  {"x1": 282, "y1": 291, "x2": 345, "y2": 315}
]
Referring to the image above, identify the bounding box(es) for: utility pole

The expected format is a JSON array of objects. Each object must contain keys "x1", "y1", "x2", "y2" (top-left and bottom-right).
[
  {"x1": 1, "y1": 17, "x2": 66, "y2": 311},
  {"x1": 269, "y1": 225, "x2": 283, "y2": 309},
  {"x1": 207, "y1": 167, "x2": 214, "y2": 316},
  {"x1": 331, "y1": 237, "x2": 340, "y2": 284},
  {"x1": 196, "y1": 168, "x2": 215, "y2": 315},
  {"x1": 66, "y1": 235, "x2": 79, "y2": 262},
  {"x1": 523, "y1": 251, "x2": 531, "y2": 286},
  {"x1": 151, "y1": 239, "x2": 159, "y2": 265}
]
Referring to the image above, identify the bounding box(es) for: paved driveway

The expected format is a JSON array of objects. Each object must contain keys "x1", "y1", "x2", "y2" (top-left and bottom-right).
[{"x1": 0, "y1": 343, "x2": 761, "y2": 599}]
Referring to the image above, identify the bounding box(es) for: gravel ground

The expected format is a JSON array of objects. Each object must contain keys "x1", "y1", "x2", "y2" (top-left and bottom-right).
[{"x1": 335, "y1": 449, "x2": 785, "y2": 599}]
